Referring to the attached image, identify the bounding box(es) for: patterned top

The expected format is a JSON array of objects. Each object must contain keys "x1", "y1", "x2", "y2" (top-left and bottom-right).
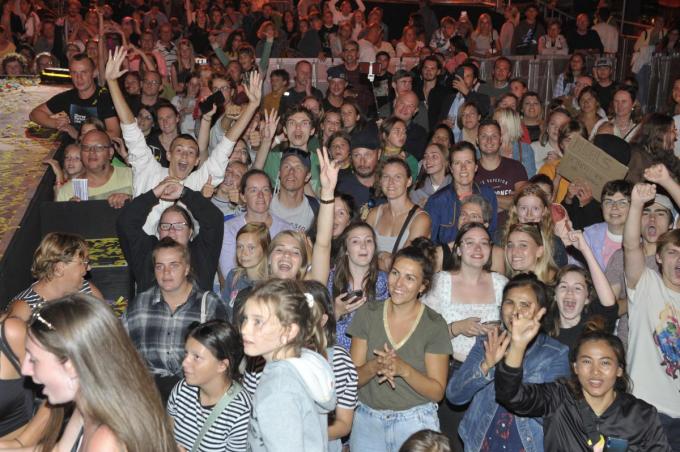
[
  {"x1": 327, "y1": 269, "x2": 389, "y2": 350},
  {"x1": 12, "y1": 280, "x2": 94, "y2": 311},
  {"x1": 422, "y1": 271, "x2": 507, "y2": 360},
  {"x1": 167, "y1": 379, "x2": 252, "y2": 452},
  {"x1": 122, "y1": 283, "x2": 228, "y2": 377}
]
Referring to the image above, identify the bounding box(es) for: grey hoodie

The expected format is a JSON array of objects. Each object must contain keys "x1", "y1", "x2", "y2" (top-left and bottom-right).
[{"x1": 248, "y1": 349, "x2": 336, "y2": 452}]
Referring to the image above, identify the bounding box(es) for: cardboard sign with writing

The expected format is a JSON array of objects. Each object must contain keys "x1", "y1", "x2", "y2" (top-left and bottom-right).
[{"x1": 557, "y1": 135, "x2": 628, "y2": 202}]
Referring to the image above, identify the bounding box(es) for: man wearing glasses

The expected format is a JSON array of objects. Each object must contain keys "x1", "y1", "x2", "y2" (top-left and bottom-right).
[
  {"x1": 127, "y1": 70, "x2": 164, "y2": 114},
  {"x1": 29, "y1": 53, "x2": 120, "y2": 140},
  {"x1": 55, "y1": 129, "x2": 133, "y2": 208}
]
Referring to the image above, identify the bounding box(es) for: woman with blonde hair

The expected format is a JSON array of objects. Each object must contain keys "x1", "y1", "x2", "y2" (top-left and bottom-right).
[
  {"x1": 23, "y1": 294, "x2": 176, "y2": 451},
  {"x1": 504, "y1": 222, "x2": 558, "y2": 283},
  {"x1": 396, "y1": 25, "x2": 425, "y2": 57},
  {"x1": 9, "y1": 232, "x2": 102, "y2": 322},
  {"x1": 493, "y1": 107, "x2": 537, "y2": 176},
  {"x1": 503, "y1": 183, "x2": 569, "y2": 266},
  {"x1": 470, "y1": 13, "x2": 499, "y2": 56},
  {"x1": 171, "y1": 37, "x2": 196, "y2": 93},
  {"x1": 222, "y1": 223, "x2": 271, "y2": 312}
]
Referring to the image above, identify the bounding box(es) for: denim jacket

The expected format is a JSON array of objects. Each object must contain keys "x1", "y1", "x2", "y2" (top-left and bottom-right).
[
  {"x1": 446, "y1": 334, "x2": 570, "y2": 452},
  {"x1": 513, "y1": 141, "x2": 537, "y2": 178},
  {"x1": 424, "y1": 182, "x2": 498, "y2": 245}
]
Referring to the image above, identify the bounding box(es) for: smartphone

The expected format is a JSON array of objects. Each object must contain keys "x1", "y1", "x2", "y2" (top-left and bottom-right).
[
  {"x1": 199, "y1": 90, "x2": 225, "y2": 115},
  {"x1": 342, "y1": 290, "x2": 363, "y2": 302},
  {"x1": 605, "y1": 437, "x2": 629, "y2": 452},
  {"x1": 195, "y1": 57, "x2": 207, "y2": 65}
]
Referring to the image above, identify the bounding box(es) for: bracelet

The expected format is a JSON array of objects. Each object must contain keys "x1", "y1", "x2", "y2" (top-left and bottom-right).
[
  {"x1": 202, "y1": 116, "x2": 213, "y2": 122},
  {"x1": 319, "y1": 198, "x2": 335, "y2": 204}
]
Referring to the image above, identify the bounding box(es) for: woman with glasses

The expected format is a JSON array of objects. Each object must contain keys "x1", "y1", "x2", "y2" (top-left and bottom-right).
[
  {"x1": 9, "y1": 231, "x2": 102, "y2": 323},
  {"x1": 117, "y1": 177, "x2": 224, "y2": 294}
]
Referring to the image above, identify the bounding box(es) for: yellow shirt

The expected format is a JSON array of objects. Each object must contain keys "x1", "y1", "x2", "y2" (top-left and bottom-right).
[
  {"x1": 57, "y1": 166, "x2": 133, "y2": 201},
  {"x1": 538, "y1": 159, "x2": 569, "y2": 203}
]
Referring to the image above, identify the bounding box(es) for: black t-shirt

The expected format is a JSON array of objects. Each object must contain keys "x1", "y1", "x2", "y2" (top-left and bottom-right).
[
  {"x1": 336, "y1": 170, "x2": 382, "y2": 212},
  {"x1": 145, "y1": 132, "x2": 169, "y2": 167},
  {"x1": 526, "y1": 124, "x2": 541, "y2": 143},
  {"x1": 45, "y1": 86, "x2": 117, "y2": 133},
  {"x1": 593, "y1": 82, "x2": 616, "y2": 112},
  {"x1": 373, "y1": 72, "x2": 393, "y2": 110},
  {"x1": 566, "y1": 29, "x2": 604, "y2": 54},
  {"x1": 555, "y1": 300, "x2": 619, "y2": 351}
]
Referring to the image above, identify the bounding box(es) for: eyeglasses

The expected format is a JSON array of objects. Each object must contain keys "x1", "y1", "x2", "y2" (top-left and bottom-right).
[
  {"x1": 143, "y1": 79, "x2": 161, "y2": 86},
  {"x1": 158, "y1": 222, "x2": 189, "y2": 231},
  {"x1": 286, "y1": 119, "x2": 312, "y2": 129},
  {"x1": 602, "y1": 199, "x2": 630, "y2": 209},
  {"x1": 81, "y1": 144, "x2": 111, "y2": 153},
  {"x1": 73, "y1": 259, "x2": 90, "y2": 268}
]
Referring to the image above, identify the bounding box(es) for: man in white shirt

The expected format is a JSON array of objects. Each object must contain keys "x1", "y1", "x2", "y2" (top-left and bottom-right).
[{"x1": 624, "y1": 167, "x2": 680, "y2": 449}]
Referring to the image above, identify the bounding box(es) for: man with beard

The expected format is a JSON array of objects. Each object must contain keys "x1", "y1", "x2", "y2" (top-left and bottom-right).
[
  {"x1": 105, "y1": 46, "x2": 262, "y2": 234},
  {"x1": 336, "y1": 126, "x2": 382, "y2": 212},
  {"x1": 278, "y1": 60, "x2": 323, "y2": 116},
  {"x1": 414, "y1": 56, "x2": 449, "y2": 131}
]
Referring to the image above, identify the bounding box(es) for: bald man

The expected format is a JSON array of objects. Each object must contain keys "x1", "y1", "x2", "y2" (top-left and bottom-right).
[
  {"x1": 393, "y1": 91, "x2": 428, "y2": 160},
  {"x1": 56, "y1": 130, "x2": 133, "y2": 208}
]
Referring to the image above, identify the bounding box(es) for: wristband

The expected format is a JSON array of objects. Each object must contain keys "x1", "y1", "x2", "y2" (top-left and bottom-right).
[{"x1": 320, "y1": 198, "x2": 335, "y2": 204}]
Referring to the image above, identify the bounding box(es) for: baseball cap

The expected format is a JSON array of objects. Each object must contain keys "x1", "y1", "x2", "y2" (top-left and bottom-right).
[
  {"x1": 327, "y1": 66, "x2": 348, "y2": 81},
  {"x1": 652, "y1": 194, "x2": 677, "y2": 218},
  {"x1": 594, "y1": 57, "x2": 613, "y2": 68},
  {"x1": 280, "y1": 147, "x2": 311, "y2": 171},
  {"x1": 350, "y1": 125, "x2": 380, "y2": 151}
]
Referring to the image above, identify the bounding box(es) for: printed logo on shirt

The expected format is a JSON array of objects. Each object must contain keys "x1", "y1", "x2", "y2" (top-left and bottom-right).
[{"x1": 653, "y1": 303, "x2": 680, "y2": 380}]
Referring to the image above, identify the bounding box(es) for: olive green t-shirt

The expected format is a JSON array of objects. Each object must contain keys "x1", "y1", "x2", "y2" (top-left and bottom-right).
[{"x1": 348, "y1": 300, "x2": 452, "y2": 411}]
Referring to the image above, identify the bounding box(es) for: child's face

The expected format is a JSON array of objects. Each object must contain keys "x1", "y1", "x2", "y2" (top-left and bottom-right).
[
  {"x1": 601, "y1": 192, "x2": 630, "y2": 229},
  {"x1": 64, "y1": 147, "x2": 83, "y2": 176},
  {"x1": 270, "y1": 75, "x2": 286, "y2": 92}
]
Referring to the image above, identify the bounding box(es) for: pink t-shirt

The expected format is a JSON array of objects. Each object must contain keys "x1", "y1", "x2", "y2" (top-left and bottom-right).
[{"x1": 601, "y1": 229, "x2": 623, "y2": 268}]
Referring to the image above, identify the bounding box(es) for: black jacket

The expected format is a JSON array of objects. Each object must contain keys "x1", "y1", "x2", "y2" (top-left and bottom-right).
[
  {"x1": 117, "y1": 188, "x2": 224, "y2": 294},
  {"x1": 437, "y1": 89, "x2": 491, "y2": 124},
  {"x1": 495, "y1": 361, "x2": 672, "y2": 451}
]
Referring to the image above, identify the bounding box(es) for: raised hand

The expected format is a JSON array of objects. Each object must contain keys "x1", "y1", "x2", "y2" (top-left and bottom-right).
[
  {"x1": 105, "y1": 46, "x2": 128, "y2": 81},
  {"x1": 201, "y1": 175, "x2": 216, "y2": 198},
  {"x1": 564, "y1": 229, "x2": 587, "y2": 251},
  {"x1": 644, "y1": 163, "x2": 673, "y2": 186},
  {"x1": 509, "y1": 307, "x2": 546, "y2": 350},
  {"x1": 631, "y1": 183, "x2": 656, "y2": 206},
  {"x1": 260, "y1": 109, "x2": 280, "y2": 143},
  {"x1": 244, "y1": 71, "x2": 263, "y2": 106},
  {"x1": 317, "y1": 146, "x2": 339, "y2": 196},
  {"x1": 482, "y1": 328, "x2": 510, "y2": 375}
]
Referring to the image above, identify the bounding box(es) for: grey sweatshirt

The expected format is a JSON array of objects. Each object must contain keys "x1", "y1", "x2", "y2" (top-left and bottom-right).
[{"x1": 248, "y1": 349, "x2": 336, "y2": 451}]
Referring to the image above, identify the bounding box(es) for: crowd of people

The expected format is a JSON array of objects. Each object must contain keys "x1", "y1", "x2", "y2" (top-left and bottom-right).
[{"x1": 1, "y1": 0, "x2": 680, "y2": 450}]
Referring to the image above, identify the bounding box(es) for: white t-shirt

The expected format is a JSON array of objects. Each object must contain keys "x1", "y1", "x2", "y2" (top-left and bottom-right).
[
  {"x1": 627, "y1": 268, "x2": 680, "y2": 417},
  {"x1": 270, "y1": 196, "x2": 315, "y2": 232}
]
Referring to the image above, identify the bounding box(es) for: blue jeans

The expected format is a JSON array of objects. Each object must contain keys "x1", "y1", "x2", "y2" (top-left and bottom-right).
[
  {"x1": 659, "y1": 413, "x2": 680, "y2": 452},
  {"x1": 350, "y1": 402, "x2": 440, "y2": 452}
]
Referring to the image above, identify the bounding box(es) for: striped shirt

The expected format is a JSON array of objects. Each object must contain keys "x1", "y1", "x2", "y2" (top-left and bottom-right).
[
  {"x1": 12, "y1": 280, "x2": 94, "y2": 311},
  {"x1": 167, "y1": 379, "x2": 252, "y2": 452},
  {"x1": 243, "y1": 345, "x2": 358, "y2": 410}
]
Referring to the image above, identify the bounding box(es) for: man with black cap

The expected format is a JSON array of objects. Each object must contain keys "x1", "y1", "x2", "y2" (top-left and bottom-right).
[
  {"x1": 324, "y1": 66, "x2": 347, "y2": 111},
  {"x1": 270, "y1": 148, "x2": 320, "y2": 231},
  {"x1": 336, "y1": 125, "x2": 382, "y2": 212}
]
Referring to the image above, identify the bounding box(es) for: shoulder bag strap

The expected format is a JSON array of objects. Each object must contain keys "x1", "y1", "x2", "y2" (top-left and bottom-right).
[
  {"x1": 190, "y1": 381, "x2": 243, "y2": 452},
  {"x1": 392, "y1": 205, "x2": 420, "y2": 256},
  {"x1": 200, "y1": 291, "x2": 208, "y2": 324},
  {"x1": 0, "y1": 320, "x2": 21, "y2": 373}
]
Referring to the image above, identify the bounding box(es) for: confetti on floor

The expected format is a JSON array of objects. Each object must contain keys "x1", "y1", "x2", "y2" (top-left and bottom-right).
[{"x1": 0, "y1": 80, "x2": 67, "y2": 258}]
